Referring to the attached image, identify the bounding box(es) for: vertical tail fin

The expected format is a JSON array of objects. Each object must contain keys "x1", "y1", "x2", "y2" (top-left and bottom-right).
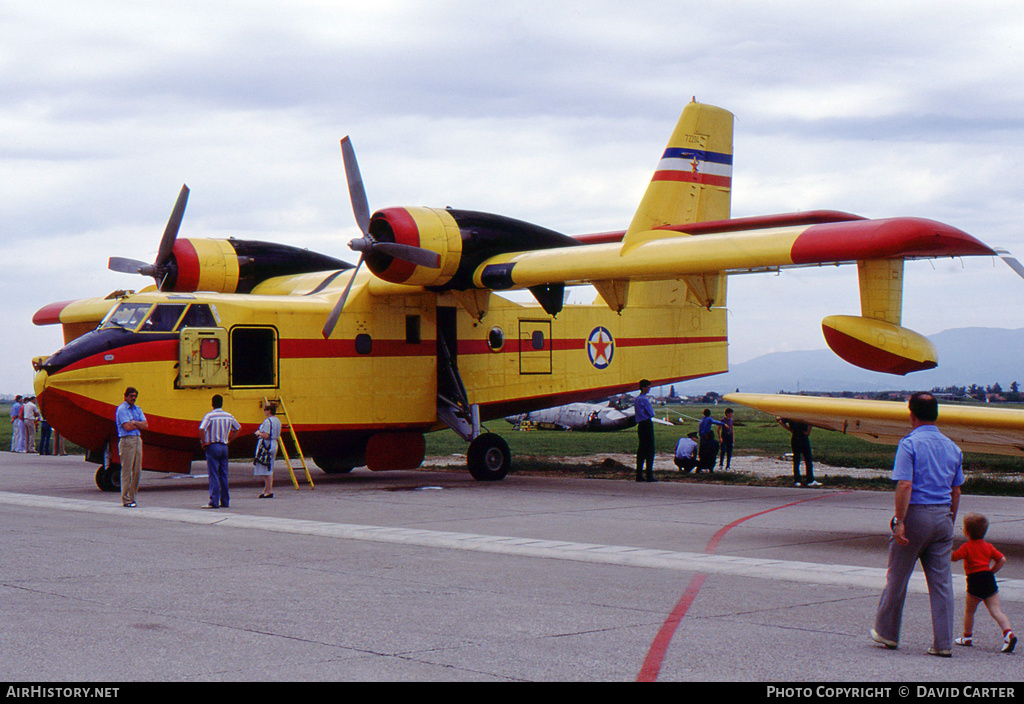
[
  {"x1": 613, "y1": 101, "x2": 734, "y2": 310},
  {"x1": 622, "y1": 101, "x2": 734, "y2": 252}
]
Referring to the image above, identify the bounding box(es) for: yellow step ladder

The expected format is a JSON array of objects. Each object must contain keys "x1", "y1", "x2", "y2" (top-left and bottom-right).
[{"x1": 263, "y1": 397, "x2": 314, "y2": 490}]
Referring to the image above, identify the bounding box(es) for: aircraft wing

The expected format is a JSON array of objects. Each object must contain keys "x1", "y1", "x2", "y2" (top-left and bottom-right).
[
  {"x1": 471, "y1": 216, "x2": 996, "y2": 291},
  {"x1": 724, "y1": 392, "x2": 1024, "y2": 458}
]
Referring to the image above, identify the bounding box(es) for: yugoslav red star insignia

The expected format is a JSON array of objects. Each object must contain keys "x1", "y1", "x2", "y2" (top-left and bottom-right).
[{"x1": 587, "y1": 326, "x2": 614, "y2": 369}]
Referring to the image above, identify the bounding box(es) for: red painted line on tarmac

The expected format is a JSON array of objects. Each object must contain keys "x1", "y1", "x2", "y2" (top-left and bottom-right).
[{"x1": 636, "y1": 491, "x2": 851, "y2": 682}]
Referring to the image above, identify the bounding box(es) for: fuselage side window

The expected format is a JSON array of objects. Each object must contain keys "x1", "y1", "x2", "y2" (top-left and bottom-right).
[
  {"x1": 177, "y1": 304, "x2": 217, "y2": 330},
  {"x1": 100, "y1": 303, "x2": 152, "y2": 332},
  {"x1": 140, "y1": 304, "x2": 186, "y2": 332},
  {"x1": 406, "y1": 315, "x2": 421, "y2": 345}
]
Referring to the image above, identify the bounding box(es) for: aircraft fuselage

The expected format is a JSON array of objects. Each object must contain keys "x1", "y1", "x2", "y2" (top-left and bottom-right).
[{"x1": 35, "y1": 277, "x2": 728, "y2": 476}]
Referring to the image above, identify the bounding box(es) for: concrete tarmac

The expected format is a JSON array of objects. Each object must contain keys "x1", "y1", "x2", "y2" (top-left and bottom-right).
[{"x1": 1, "y1": 452, "x2": 1021, "y2": 683}]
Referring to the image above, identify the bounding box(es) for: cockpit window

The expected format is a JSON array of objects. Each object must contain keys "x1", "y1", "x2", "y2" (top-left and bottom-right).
[
  {"x1": 100, "y1": 303, "x2": 152, "y2": 332},
  {"x1": 140, "y1": 304, "x2": 187, "y2": 332},
  {"x1": 176, "y1": 304, "x2": 218, "y2": 330}
]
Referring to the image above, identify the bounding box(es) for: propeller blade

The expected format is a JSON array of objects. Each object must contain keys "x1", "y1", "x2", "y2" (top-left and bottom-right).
[
  {"x1": 372, "y1": 241, "x2": 442, "y2": 269},
  {"x1": 322, "y1": 258, "x2": 362, "y2": 338},
  {"x1": 157, "y1": 184, "x2": 190, "y2": 269},
  {"x1": 108, "y1": 257, "x2": 150, "y2": 275},
  {"x1": 349, "y1": 237, "x2": 441, "y2": 269},
  {"x1": 340, "y1": 137, "x2": 371, "y2": 236},
  {"x1": 108, "y1": 184, "x2": 190, "y2": 290}
]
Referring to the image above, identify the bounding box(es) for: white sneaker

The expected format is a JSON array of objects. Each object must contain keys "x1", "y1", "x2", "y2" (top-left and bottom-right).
[
  {"x1": 1004, "y1": 632, "x2": 1017, "y2": 653},
  {"x1": 954, "y1": 636, "x2": 973, "y2": 647},
  {"x1": 807, "y1": 481, "x2": 823, "y2": 488},
  {"x1": 871, "y1": 628, "x2": 898, "y2": 650}
]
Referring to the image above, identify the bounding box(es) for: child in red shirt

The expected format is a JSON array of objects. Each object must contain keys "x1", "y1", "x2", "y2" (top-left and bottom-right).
[{"x1": 952, "y1": 512, "x2": 1016, "y2": 653}]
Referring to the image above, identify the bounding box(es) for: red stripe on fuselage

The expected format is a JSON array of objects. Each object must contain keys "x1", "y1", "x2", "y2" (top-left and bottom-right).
[
  {"x1": 457, "y1": 334, "x2": 726, "y2": 356},
  {"x1": 615, "y1": 335, "x2": 726, "y2": 348},
  {"x1": 56, "y1": 339, "x2": 179, "y2": 374},
  {"x1": 52, "y1": 333, "x2": 725, "y2": 373},
  {"x1": 289, "y1": 334, "x2": 727, "y2": 358},
  {"x1": 280, "y1": 338, "x2": 434, "y2": 358}
]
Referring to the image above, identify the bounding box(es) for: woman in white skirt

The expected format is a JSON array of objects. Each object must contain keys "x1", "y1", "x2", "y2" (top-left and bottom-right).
[{"x1": 254, "y1": 403, "x2": 281, "y2": 498}]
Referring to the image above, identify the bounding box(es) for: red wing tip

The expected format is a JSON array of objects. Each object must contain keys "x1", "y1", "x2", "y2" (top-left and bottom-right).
[{"x1": 33, "y1": 301, "x2": 76, "y2": 326}]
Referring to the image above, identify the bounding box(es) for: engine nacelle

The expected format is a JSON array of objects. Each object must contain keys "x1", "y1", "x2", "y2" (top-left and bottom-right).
[
  {"x1": 365, "y1": 208, "x2": 463, "y2": 287},
  {"x1": 822, "y1": 314, "x2": 938, "y2": 375},
  {"x1": 166, "y1": 238, "x2": 350, "y2": 294},
  {"x1": 366, "y1": 207, "x2": 581, "y2": 290}
]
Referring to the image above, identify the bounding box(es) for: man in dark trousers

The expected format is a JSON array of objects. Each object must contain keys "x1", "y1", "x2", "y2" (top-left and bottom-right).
[
  {"x1": 778, "y1": 417, "x2": 820, "y2": 487},
  {"x1": 634, "y1": 380, "x2": 656, "y2": 482}
]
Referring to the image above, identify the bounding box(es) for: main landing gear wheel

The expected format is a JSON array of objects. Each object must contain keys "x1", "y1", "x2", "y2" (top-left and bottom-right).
[
  {"x1": 95, "y1": 463, "x2": 121, "y2": 492},
  {"x1": 467, "y1": 433, "x2": 511, "y2": 482}
]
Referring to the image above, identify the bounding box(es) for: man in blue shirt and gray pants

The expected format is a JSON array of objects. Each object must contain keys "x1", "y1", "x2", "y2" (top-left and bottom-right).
[{"x1": 872, "y1": 392, "x2": 963, "y2": 657}]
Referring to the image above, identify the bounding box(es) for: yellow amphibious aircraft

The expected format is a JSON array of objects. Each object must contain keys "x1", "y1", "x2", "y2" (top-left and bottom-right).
[{"x1": 31, "y1": 100, "x2": 1011, "y2": 490}]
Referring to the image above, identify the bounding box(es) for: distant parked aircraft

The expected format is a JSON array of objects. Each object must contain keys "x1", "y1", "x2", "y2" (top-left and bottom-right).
[{"x1": 506, "y1": 401, "x2": 672, "y2": 432}]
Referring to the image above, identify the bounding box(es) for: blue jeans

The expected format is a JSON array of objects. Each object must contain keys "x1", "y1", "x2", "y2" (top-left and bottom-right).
[
  {"x1": 205, "y1": 442, "x2": 230, "y2": 507},
  {"x1": 39, "y1": 421, "x2": 52, "y2": 455}
]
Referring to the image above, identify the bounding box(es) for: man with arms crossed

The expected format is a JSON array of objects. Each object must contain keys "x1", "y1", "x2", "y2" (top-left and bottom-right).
[
  {"x1": 872, "y1": 392, "x2": 963, "y2": 657},
  {"x1": 116, "y1": 387, "x2": 148, "y2": 508}
]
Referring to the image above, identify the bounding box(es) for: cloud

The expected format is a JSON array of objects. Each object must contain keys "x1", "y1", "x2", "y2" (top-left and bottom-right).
[{"x1": 5, "y1": 1, "x2": 1024, "y2": 394}]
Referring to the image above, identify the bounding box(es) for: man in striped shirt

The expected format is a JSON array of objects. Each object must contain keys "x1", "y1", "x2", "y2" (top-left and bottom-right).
[{"x1": 199, "y1": 395, "x2": 241, "y2": 509}]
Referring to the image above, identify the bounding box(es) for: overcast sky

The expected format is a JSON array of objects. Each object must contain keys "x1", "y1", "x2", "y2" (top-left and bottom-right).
[{"x1": 4, "y1": 1, "x2": 1024, "y2": 395}]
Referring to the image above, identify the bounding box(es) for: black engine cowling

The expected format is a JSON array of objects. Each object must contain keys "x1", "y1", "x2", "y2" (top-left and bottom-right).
[{"x1": 164, "y1": 238, "x2": 351, "y2": 293}]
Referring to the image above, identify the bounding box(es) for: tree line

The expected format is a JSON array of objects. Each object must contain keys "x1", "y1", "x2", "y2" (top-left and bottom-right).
[{"x1": 929, "y1": 382, "x2": 1021, "y2": 402}]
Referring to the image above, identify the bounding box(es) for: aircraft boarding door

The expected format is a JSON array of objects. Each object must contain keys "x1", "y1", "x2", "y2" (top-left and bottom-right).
[
  {"x1": 178, "y1": 328, "x2": 229, "y2": 388},
  {"x1": 518, "y1": 319, "x2": 552, "y2": 375},
  {"x1": 436, "y1": 306, "x2": 475, "y2": 440}
]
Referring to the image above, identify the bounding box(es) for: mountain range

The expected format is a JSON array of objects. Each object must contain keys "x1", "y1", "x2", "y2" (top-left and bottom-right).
[{"x1": 670, "y1": 327, "x2": 1024, "y2": 395}]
